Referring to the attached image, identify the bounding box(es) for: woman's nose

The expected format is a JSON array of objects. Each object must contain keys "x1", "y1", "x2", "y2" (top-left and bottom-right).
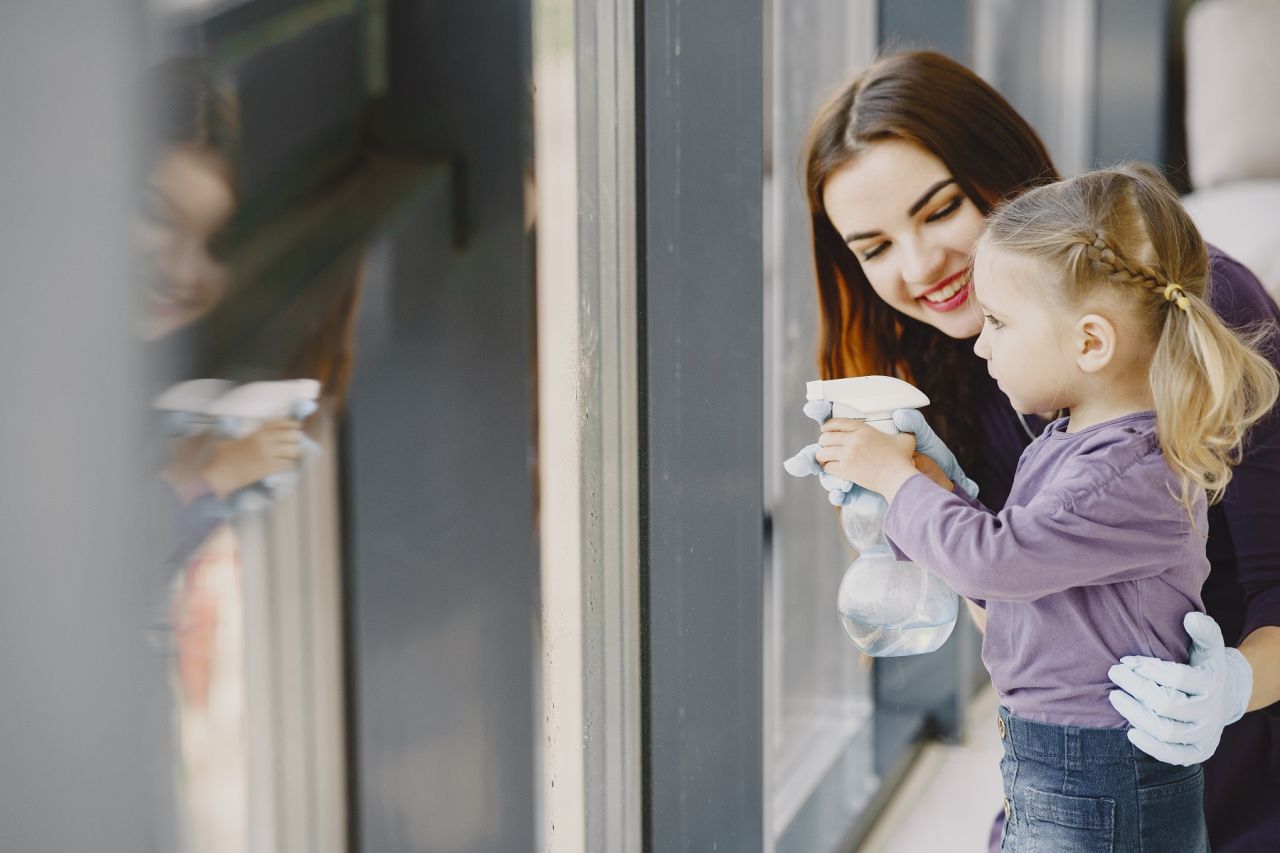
[
  {"x1": 899, "y1": 237, "x2": 947, "y2": 289},
  {"x1": 163, "y1": 240, "x2": 208, "y2": 296}
]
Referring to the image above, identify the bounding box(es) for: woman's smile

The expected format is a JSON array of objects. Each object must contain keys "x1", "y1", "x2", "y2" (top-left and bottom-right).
[{"x1": 918, "y1": 270, "x2": 971, "y2": 313}]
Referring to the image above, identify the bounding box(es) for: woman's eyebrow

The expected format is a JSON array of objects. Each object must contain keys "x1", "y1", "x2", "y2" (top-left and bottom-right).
[
  {"x1": 907, "y1": 178, "x2": 956, "y2": 216},
  {"x1": 841, "y1": 177, "x2": 957, "y2": 243}
]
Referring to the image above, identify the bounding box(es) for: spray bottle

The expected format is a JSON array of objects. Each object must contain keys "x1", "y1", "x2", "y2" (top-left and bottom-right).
[{"x1": 807, "y1": 376, "x2": 958, "y2": 657}]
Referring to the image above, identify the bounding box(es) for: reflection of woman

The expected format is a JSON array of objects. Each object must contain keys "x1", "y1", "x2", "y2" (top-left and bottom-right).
[
  {"x1": 137, "y1": 139, "x2": 234, "y2": 343},
  {"x1": 797, "y1": 51, "x2": 1280, "y2": 850}
]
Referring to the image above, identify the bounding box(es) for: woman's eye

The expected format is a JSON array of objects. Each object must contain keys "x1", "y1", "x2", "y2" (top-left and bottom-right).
[
  {"x1": 862, "y1": 242, "x2": 889, "y2": 261},
  {"x1": 984, "y1": 313, "x2": 1004, "y2": 330},
  {"x1": 925, "y1": 196, "x2": 962, "y2": 223}
]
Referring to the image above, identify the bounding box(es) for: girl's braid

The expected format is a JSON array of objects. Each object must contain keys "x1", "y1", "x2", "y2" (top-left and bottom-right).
[{"x1": 1080, "y1": 231, "x2": 1174, "y2": 299}]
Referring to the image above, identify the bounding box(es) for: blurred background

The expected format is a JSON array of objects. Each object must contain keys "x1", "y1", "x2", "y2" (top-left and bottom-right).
[{"x1": 1, "y1": 0, "x2": 1274, "y2": 851}]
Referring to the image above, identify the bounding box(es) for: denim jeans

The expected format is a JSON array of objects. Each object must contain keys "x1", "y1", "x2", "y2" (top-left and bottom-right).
[{"x1": 997, "y1": 706, "x2": 1208, "y2": 852}]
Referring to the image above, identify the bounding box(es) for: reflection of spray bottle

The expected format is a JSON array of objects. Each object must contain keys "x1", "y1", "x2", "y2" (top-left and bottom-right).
[
  {"x1": 806, "y1": 376, "x2": 958, "y2": 657},
  {"x1": 155, "y1": 379, "x2": 322, "y2": 511}
]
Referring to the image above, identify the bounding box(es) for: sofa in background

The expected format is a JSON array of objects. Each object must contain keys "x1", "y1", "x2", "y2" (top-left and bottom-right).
[{"x1": 1180, "y1": 0, "x2": 1280, "y2": 300}]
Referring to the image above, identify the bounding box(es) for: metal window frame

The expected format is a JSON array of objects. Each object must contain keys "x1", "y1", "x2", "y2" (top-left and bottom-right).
[
  {"x1": 534, "y1": 0, "x2": 643, "y2": 851},
  {"x1": 637, "y1": 1, "x2": 766, "y2": 850}
]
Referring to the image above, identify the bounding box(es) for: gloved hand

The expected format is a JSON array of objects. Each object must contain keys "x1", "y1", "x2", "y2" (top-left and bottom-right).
[
  {"x1": 783, "y1": 401, "x2": 978, "y2": 505},
  {"x1": 1108, "y1": 611, "x2": 1254, "y2": 766},
  {"x1": 235, "y1": 398, "x2": 323, "y2": 510}
]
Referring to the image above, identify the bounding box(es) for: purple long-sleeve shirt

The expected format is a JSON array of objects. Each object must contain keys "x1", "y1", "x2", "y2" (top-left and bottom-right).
[{"x1": 884, "y1": 411, "x2": 1208, "y2": 727}]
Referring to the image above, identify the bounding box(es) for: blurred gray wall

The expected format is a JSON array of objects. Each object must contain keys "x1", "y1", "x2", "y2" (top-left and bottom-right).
[{"x1": 0, "y1": 3, "x2": 172, "y2": 851}]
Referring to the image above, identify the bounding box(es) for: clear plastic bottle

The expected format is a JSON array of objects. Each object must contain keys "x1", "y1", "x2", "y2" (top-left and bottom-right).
[{"x1": 836, "y1": 490, "x2": 957, "y2": 656}]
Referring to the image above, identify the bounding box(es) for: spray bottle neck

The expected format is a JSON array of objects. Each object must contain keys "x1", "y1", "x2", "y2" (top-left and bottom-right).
[{"x1": 830, "y1": 403, "x2": 899, "y2": 435}]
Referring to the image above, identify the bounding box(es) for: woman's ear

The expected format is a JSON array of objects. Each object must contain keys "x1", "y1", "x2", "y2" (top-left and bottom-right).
[{"x1": 1075, "y1": 313, "x2": 1117, "y2": 373}]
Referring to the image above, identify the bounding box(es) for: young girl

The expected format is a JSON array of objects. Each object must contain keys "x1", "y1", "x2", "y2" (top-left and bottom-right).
[{"x1": 815, "y1": 165, "x2": 1278, "y2": 851}]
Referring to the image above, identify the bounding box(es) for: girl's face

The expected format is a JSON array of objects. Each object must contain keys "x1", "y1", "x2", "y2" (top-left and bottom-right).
[
  {"x1": 136, "y1": 145, "x2": 235, "y2": 341},
  {"x1": 822, "y1": 139, "x2": 988, "y2": 339},
  {"x1": 971, "y1": 244, "x2": 1080, "y2": 414}
]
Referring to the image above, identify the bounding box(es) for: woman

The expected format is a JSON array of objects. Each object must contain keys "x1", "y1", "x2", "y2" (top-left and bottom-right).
[{"x1": 794, "y1": 50, "x2": 1280, "y2": 851}]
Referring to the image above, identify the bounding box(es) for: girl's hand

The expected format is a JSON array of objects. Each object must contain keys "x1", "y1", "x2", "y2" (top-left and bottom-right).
[
  {"x1": 815, "y1": 418, "x2": 919, "y2": 500},
  {"x1": 202, "y1": 419, "x2": 306, "y2": 500},
  {"x1": 783, "y1": 404, "x2": 979, "y2": 505}
]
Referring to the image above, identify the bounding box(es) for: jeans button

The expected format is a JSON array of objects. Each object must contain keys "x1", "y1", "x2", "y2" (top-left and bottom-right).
[{"x1": 997, "y1": 715, "x2": 1007, "y2": 740}]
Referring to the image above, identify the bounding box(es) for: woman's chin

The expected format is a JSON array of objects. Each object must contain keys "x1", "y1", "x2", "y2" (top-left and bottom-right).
[{"x1": 916, "y1": 309, "x2": 982, "y2": 340}]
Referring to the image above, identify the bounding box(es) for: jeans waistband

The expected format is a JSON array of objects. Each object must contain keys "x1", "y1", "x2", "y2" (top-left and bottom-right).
[{"x1": 998, "y1": 705, "x2": 1132, "y2": 764}]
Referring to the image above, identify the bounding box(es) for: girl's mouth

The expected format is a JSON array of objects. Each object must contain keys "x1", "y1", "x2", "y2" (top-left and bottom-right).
[{"x1": 917, "y1": 271, "x2": 971, "y2": 313}]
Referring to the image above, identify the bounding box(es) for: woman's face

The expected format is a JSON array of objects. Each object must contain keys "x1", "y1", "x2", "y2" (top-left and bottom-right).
[
  {"x1": 822, "y1": 139, "x2": 987, "y2": 339},
  {"x1": 136, "y1": 145, "x2": 235, "y2": 341}
]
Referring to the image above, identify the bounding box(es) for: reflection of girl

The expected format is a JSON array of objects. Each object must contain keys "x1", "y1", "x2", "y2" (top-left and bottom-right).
[
  {"x1": 795, "y1": 52, "x2": 1280, "y2": 850},
  {"x1": 820, "y1": 165, "x2": 1276, "y2": 851}
]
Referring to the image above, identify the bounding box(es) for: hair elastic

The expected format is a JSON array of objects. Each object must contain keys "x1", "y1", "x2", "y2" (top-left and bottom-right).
[{"x1": 1161, "y1": 282, "x2": 1191, "y2": 313}]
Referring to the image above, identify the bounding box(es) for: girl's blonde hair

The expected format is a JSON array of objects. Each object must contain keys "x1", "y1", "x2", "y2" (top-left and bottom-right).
[{"x1": 982, "y1": 163, "x2": 1279, "y2": 509}]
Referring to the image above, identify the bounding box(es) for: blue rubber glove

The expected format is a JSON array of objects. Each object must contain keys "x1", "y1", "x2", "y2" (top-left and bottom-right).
[
  {"x1": 783, "y1": 402, "x2": 979, "y2": 505},
  {"x1": 1107, "y1": 611, "x2": 1253, "y2": 766}
]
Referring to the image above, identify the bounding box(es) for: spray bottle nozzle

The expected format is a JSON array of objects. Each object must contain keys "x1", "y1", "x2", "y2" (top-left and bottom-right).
[{"x1": 806, "y1": 376, "x2": 929, "y2": 432}]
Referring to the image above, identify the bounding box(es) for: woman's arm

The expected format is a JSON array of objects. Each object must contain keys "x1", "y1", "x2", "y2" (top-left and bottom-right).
[
  {"x1": 1207, "y1": 249, "x2": 1280, "y2": 712},
  {"x1": 1240, "y1": 626, "x2": 1280, "y2": 712}
]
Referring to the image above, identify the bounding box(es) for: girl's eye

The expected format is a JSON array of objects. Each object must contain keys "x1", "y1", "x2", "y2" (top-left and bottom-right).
[
  {"x1": 925, "y1": 196, "x2": 963, "y2": 223},
  {"x1": 984, "y1": 313, "x2": 1004, "y2": 330},
  {"x1": 862, "y1": 242, "x2": 889, "y2": 261}
]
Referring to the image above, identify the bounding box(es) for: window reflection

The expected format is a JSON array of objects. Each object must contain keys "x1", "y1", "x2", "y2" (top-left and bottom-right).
[{"x1": 141, "y1": 43, "x2": 357, "y2": 851}]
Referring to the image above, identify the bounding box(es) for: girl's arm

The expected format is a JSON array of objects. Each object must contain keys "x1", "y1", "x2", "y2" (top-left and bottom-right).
[
  {"x1": 881, "y1": 470, "x2": 1186, "y2": 603},
  {"x1": 817, "y1": 415, "x2": 1186, "y2": 604}
]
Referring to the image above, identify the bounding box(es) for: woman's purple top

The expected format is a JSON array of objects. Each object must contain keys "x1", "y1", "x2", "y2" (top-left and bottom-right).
[
  {"x1": 885, "y1": 411, "x2": 1208, "y2": 727},
  {"x1": 968, "y1": 248, "x2": 1280, "y2": 850}
]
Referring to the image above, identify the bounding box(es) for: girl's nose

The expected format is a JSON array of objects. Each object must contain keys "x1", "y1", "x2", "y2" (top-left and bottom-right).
[{"x1": 973, "y1": 325, "x2": 991, "y2": 359}]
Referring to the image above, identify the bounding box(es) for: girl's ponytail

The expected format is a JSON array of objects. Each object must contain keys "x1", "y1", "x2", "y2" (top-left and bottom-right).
[{"x1": 1148, "y1": 273, "x2": 1277, "y2": 506}]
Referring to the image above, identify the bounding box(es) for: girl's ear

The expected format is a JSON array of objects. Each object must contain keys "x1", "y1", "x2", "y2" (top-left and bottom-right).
[{"x1": 1075, "y1": 313, "x2": 1117, "y2": 373}]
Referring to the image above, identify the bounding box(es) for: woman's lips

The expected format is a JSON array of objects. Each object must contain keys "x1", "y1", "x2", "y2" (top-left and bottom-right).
[
  {"x1": 917, "y1": 272, "x2": 971, "y2": 313},
  {"x1": 146, "y1": 282, "x2": 199, "y2": 318}
]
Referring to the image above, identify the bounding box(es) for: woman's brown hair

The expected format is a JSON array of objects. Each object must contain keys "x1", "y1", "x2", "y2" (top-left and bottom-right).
[{"x1": 803, "y1": 50, "x2": 1059, "y2": 465}]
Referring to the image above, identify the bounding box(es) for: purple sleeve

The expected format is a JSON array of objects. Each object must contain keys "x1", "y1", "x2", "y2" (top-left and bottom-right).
[
  {"x1": 887, "y1": 483, "x2": 991, "y2": 609},
  {"x1": 1204, "y1": 249, "x2": 1280, "y2": 717},
  {"x1": 1224, "y1": 416, "x2": 1280, "y2": 642},
  {"x1": 1207, "y1": 249, "x2": 1280, "y2": 642},
  {"x1": 882, "y1": 472, "x2": 1188, "y2": 603},
  {"x1": 886, "y1": 481, "x2": 986, "y2": 563}
]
